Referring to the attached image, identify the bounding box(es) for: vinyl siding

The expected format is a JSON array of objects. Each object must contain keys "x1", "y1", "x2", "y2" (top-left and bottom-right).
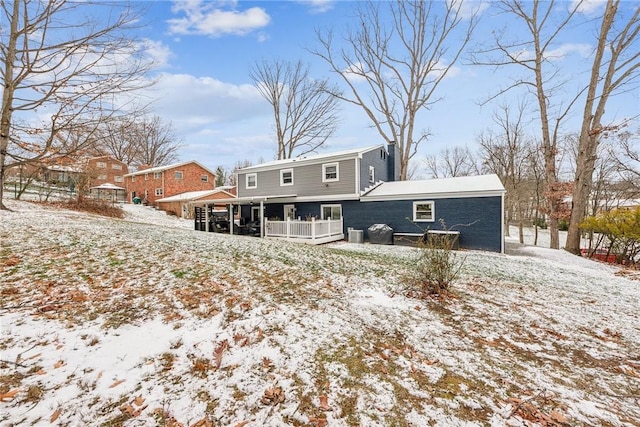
[
  {"x1": 360, "y1": 148, "x2": 391, "y2": 191},
  {"x1": 237, "y1": 159, "x2": 357, "y2": 197}
]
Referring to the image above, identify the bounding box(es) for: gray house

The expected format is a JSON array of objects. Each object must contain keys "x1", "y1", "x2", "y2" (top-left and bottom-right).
[{"x1": 194, "y1": 143, "x2": 505, "y2": 252}]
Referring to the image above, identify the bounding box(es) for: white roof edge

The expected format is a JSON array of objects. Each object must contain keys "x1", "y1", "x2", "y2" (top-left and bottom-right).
[
  {"x1": 237, "y1": 144, "x2": 385, "y2": 173},
  {"x1": 124, "y1": 160, "x2": 216, "y2": 177}
]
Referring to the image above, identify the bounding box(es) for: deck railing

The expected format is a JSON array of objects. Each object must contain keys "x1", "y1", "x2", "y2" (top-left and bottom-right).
[{"x1": 264, "y1": 217, "x2": 343, "y2": 241}]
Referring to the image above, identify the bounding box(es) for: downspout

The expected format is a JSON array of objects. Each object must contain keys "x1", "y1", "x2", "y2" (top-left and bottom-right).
[{"x1": 501, "y1": 191, "x2": 505, "y2": 254}]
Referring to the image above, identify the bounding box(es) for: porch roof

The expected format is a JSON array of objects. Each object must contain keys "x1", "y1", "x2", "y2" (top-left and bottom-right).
[{"x1": 192, "y1": 194, "x2": 297, "y2": 206}]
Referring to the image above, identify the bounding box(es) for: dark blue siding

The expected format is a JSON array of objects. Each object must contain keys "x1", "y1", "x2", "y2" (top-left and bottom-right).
[
  {"x1": 360, "y1": 148, "x2": 389, "y2": 191},
  {"x1": 343, "y1": 197, "x2": 503, "y2": 252},
  {"x1": 249, "y1": 196, "x2": 503, "y2": 253}
]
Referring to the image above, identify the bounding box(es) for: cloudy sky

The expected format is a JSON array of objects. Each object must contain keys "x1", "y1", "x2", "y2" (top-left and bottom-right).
[{"x1": 130, "y1": 0, "x2": 638, "y2": 175}]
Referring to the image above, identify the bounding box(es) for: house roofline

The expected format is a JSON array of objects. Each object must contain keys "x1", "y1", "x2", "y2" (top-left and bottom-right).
[
  {"x1": 124, "y1": 160, "x2": 216, "y2": 177},
  {"x1": 236, "y1": 145, "x2": 385, "y2": 174}
]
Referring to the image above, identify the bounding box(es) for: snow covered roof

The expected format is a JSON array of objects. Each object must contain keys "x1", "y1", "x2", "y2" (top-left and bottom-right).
[
  {"x1": 124, "y1": 160, "x2": 215, "y2": 177},
  {"x1": 238, "y1": 144, "x2": 385, "y2": 173},
  {"x1": 90, "y1": 183, "x2": 125, "y2": 190},
  {"x1": 361, "y1": 174, "x2": 505, "y2": 201},
  {"x1": 156, "y1": 189, "x2": 236, "y2": 203}
]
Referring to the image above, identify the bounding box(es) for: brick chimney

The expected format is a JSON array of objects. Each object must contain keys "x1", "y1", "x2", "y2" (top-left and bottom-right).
[{"x1": 136, "y1": 164, "x2": 152, "y2": 171}]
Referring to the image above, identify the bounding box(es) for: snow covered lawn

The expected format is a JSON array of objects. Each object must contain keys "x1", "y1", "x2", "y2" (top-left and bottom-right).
[{"x1": 1, "y1": 201, "x2": 638, "y2": 426}]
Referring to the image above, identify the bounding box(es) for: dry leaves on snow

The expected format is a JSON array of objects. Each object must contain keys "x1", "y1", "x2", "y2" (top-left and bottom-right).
[{"x1": 260, "y1": 386, "x2": 285, "y2": 406}]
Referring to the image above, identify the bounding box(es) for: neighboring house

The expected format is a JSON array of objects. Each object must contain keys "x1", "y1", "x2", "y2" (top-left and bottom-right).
[
  {"x1": 195, "y1": 142, "x2": 506, "y2": 253},
  {"x1": 124, "y1": 161, "x2": 216, "y2": 205},
  {"x1": 157, "y1": 188, "x2": 236, "y2": 218},
  {"x1": 86, "y1": 156, "x2": 128, "y2": 187}
]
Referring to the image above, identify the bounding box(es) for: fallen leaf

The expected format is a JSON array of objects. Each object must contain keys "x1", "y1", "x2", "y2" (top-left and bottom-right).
[
  {"x1": 109, "y1": 379, "x2": 125, "y2": 388},
  {"x1": 134, "y1": 395, "x2": 145, "y2": 406},
  {"x1": 191, "y1": 418, "x2": 213, "y2": 427},
  {"x1": 50, "y1": 408, "x2": 61, "y2": 422},
  {"x1": 550, "y1": 410, "x2": 568, "y2": 424},
  {"x1": 213, "y1": 339, "x2": 229, "y2": 370},
  {"x1": 318, "y1": 395, "x2": 332, "y2": 411},
  {"x1": 0, "y1": 389, "x2": 20, "y2": 401},
  {"x1": 261, "y1": 386, "x2": 285, "y2": 406},
  {"x1": 233, "y1": 421, "x2": 250, "y2": 427},
  {"x1": 308, "y1": 416, "x2": 327, "y2": 427},
  {"x1": 53, "y1": 360, "x2": 65, "y2": 369}
]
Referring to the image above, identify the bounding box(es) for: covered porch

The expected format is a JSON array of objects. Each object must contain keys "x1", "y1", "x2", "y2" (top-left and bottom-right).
[{"x1": 193, "y1": 196, "x2": 345, "y2": 245}]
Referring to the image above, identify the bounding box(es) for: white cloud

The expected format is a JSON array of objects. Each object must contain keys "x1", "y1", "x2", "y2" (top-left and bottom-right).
[
  {"x1": 138, "y1": 39, "x2": 173, "y2": 69},
  {"x1": 167, "y1": 0, "x2": 270, "y2": 37},
  {"x1": 571, "y1": 0, "x2": 607, "y2": 14},
  {"x1": 447, "y1": 0, "x2": 490, "y2": 20},
  {"x1": 296, "y1": 0, "x2": 335, "y2": 14},
  {"x1": 510, "y1": 43, "x2": 592, "y2": 62}
]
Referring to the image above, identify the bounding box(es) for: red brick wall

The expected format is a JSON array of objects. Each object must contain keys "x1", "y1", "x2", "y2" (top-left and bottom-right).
[
  {"x1": 87, "y1": 156, "x2": 128, "y2": 187},
  {"x1": 126, "y1": 162, "x2": 215, "y2": 204}
]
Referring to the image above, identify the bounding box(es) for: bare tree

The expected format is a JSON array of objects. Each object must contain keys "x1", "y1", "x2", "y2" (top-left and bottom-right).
[
  {"x1": 129, "y1": 115, "x2": 182, "y2": 168},
  {"x1": 424, "y1": 146, "x2": 479, "y2": 178},
  {"x1": 472, "y1": 0, "x2": 584, "y2": 249},
  {"x1": 311, "y1": 0, "x2": 479, "y2": 180},
  {"x1": 250, "y1": 59, "x2": 341, "y2": 160},
  {"x1": 94, "y1": 117, "x2": 140, "y2": 165},
  {"x1": 478, "y1": 103, "x2": 534, "y2": 242},
  {"x1": 0, "y1": 0, "x2": 152, "y2": 208},
  {"x1": 565, "y1": 1, "x2": 640, "y2": 254},
  {"x1": 610, "y1": 129, "x2": 640, "y2": 194}
]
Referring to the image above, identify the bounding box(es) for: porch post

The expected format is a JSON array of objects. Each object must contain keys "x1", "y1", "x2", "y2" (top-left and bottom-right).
[
  {"x1": 229, "y1": 203, "x2": 234, "y2": 235},
  {"x1": 312, "y1": 217, "x2": 316, "y2": 240},
  {"x1": 286, "y1": 217, "x2": 290, "y2": 239},
  {"x1": 205, "y1": 204, "x2": 210, "y2": 232},
  {"x1": 260, "y1": 200, "x2": 264, "y2": 238}
]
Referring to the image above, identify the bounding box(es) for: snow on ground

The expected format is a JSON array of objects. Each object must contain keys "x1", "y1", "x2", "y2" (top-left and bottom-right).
[{"x1": 1, "y1": 200, "x2": 639, "y2": 427}]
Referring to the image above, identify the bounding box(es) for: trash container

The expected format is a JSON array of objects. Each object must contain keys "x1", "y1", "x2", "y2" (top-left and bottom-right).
[
  {"x1": 348, "y1": 229, "x2": 364, "y2": 244},
  {"x1": 133, "y1": 197, "x2": 141, "y2": 205},
  {"x1": 368, "y1": 224, "x2": 393, "y2": 244}
]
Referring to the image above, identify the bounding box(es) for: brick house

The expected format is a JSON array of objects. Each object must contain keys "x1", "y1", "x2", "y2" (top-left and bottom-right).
[
  {"x1": 86, "y1": 156, "x2": 128, "y2": 187},
  {"x1": 124, "y1": 161, "x2": 216, "y2": 205}
]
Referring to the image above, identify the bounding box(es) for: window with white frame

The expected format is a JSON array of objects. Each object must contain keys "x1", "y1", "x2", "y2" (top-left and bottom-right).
[
  {"x1": 155, "y1": 188, "x2": 163, "y2": 196},
  {"x1": 98, "y1": 174, "x2": 107, "y2": 180},
  {"x1": 201, "y1": 175, "x2": 209, "y2": 182},
  {"x1": 321, "y1": 204, "x2": 342, "y2": 220},
  {"x1": 144, "y1": 173, "x2": 149, "y2": 181},
  {"x1": 280, "y1": 169, "x2": 293, "y2": 186},
  {"x1": 413, "y1": 201, "x2": 435, "y2": 222},
  {"x1": 174, "y1": 171, "x2": 183, "y2": 179},
  {"x1": 115, "y1": 176, "x2": 123, "y2": 182},
  {"x1": 368, "y1": 165, "x2": 375, "y2": 184},
  {"x1": 131, "y1": 176, "x2": 136, "y2": 182},
  {"x1": 322, "y1": 163, "x2": 339, "y2": 182},
  {"x1": 96, "y1": 161, "x2": 106, "y2": 168},
  {"x1": 246, "y1": 173, "x2": 257, "y2": 189},
  {"x1": 154, "y1": 172, "x2": 161, "y2": 179},
  {"x1": 112, "y1": 163, "x2": 122, "y2": 170}
]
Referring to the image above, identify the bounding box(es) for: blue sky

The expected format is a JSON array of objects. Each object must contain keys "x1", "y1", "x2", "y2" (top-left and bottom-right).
[{"x1": 132, "y1": 0, "x2": 639, "y2": 176}]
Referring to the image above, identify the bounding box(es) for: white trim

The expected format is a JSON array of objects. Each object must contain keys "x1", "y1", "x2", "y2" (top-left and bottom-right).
[
  {"x1": 413, "y1": 201, "x2": 435, "y2": 222},
  {"x1": 362, "y1": 190, "x2": 505, "y2": 202},
  {"x1": 280, "y1": 168, "x2": 294, "y2": 186},
  {"x1": 368, "y1": 165, "x2": 375, "y2": 184},
  {"x1": 246, "y1": 173, "x2": 257, "y2": 189},
  {"x1": 321, "y1": 203, "x2": 342, "y2": 220},
  {"x1": 174, "y1": 171, "x2": 184, "y2": 179},
  {"x1": 322, "y1": 162, "x2": 339, "y2": 182}
]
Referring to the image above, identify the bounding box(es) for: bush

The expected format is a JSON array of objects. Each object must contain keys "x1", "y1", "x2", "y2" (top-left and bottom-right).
[
  {"x1": 558, "y1": 219, "x2": 569, "y2": 231},
  {"x1": 407, "y1": 223, "x2": 464, "y2": 297},
  {"x1": 533, "y1": 218, "x2": 547, "y2": 229},
  {"x1": 47, "y1": 198, "x2": 125, "y2": 219}
]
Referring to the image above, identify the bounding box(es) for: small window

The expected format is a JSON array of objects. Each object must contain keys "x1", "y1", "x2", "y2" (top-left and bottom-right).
[
  {"x1": 280, "y1": 169, "x2": 294, "y2": 186},
  {"x1": 115, "y1": 176, "x2": 123, "y2": 182},
  {"x1": 321, "y1": 204, "x2": 342, "y2": 220},
  {"x1": 380, "y1": 149, "x2": 386, "y2": 160},
  {"x1": 413, "y1": 201, "x2": 435, "y2": 222},
  {"x1": 144, "y1": 173, "x2": 149, "y2": 181},
  {"x1": 368, "y1": 165, "x2": 375, "y2": 184},
  {"x1": 96, "y1": 161, "x2": 106, "y2": 168},
  {"x1": 154, "y1": 172, "x2": 161, "y2": 179},
  {"x1": 174, "y1": 171, "x2": 183, "y2": 179},
  {"x1": 155, "y1": 188, "x2": 163, "y2": 196},
  {"x1": 98, "y1": 174, "x2": 107, "y2": 180},
  {"x1": 201, "y1": 175, "x2": 209, "y2": 182},
  {"x1": 131, "y1": 176, "x2": 136, "y2": 182},
  {"x1": 246, "y1": 173, "x2": 257, "y2": 189},
  {"x1": 112, "y1": 163, "x2": 122, "y2": 170},
  {"x1": 322, "y1": 163, "x2": 339, "y2": 182}
]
